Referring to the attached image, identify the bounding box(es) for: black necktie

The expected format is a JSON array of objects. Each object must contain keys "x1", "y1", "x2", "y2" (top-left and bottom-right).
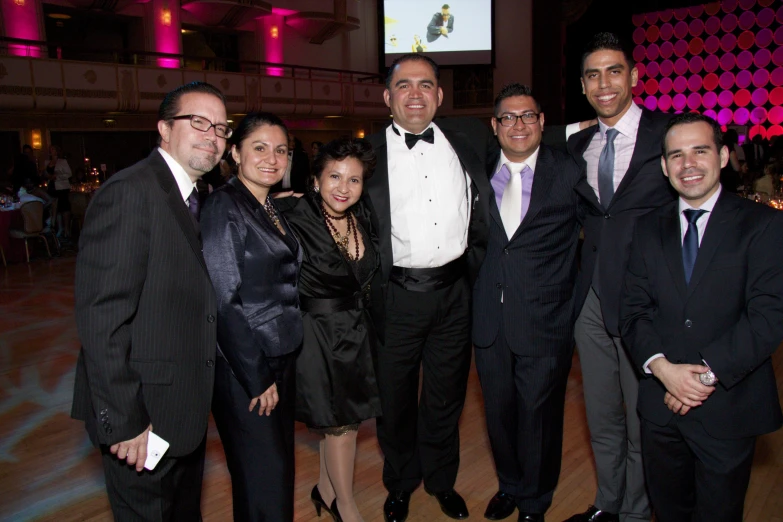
[
  {"x1": 598, "y1": 128, "x2": 619, "y2": 209},
  {"x1": 187, "y1": 188, "x2": 201, "y2": 222},
  {"x1": 682, "y1": 209, "x2": 707, "y2": 284},
  {"x1": 404, "y1": 127, "x2": 435, "y2": 149}
]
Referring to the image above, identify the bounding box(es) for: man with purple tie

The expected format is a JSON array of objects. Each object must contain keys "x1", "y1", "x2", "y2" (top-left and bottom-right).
[{"x1": 472, "y1": 83, "x2": 587, "y2": 522}]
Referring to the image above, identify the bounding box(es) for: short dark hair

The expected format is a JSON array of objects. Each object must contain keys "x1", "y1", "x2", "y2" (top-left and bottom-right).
[
  {"x1": 494, "y1": 83, "x2": 541, "y2": 115},
  {"x1": 313, "y1": 137, "x2": 377, "y2": 183},
  {"x1": 581, "y1": 32, "x2": 634, "y2": 76},
  {"x1": 22, "y1": 144, "x2": 33, "y2": 152},
  {"x1": 230, "y1": 112, "x2": 289, "y2": 151},
  {"x1": 385, "y1": 54, "x2": 440, "y2": 89},
  {"x1": 442, "y1": 4, "x2": 450, "y2": 9},
  {"x1": 157, "y1": 81, "x2": 226, "y2": 123},
  {"x1": 662, "y1": 113, "x2": 723, "y2": 155}
]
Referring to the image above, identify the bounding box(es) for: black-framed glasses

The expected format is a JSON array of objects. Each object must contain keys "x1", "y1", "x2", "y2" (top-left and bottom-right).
[
  {"x1": 171, "y1": 114, "x2": 233, "y2": 139},
  {"x1": 495, "y1": 113, "x2": 540, "y2": 127}
]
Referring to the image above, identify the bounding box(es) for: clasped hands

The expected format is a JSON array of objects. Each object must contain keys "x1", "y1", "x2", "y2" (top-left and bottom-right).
[{"x1": 648, "y1": 358, "x2": 716, "y2": 416}]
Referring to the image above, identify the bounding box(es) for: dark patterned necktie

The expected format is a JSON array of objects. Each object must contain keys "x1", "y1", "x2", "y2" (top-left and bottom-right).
[
  {"x1": 682, "y1": 209, "x2": 707, "y2": 284},
  {"x1": 187, "y1": 188, "x2": 200, "y2": 222}
]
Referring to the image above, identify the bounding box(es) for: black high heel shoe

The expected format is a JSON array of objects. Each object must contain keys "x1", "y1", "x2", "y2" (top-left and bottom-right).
[
  {"x1": 330, "y1": 499, "x2": 343, "y2": 522},
  {"x1": 311, "y1": 485, "x2": 333, "y2": 518}
]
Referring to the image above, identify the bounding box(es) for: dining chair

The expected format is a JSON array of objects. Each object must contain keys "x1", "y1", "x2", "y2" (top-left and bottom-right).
[
  {"x1": 9, "y1": 201, "x2": 51, "y2": 263},
  {"x1": 41, "y1": 198, "x2": 60, "y2": 252}
]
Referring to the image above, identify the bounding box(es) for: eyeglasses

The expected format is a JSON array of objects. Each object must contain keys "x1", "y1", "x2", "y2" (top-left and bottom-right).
[
  {"x1": 495, "y1": 113, "x2": 540, "y2": 127},
  {"x1": 171, "y1": 114, "x2": 233, "y2": 139}
]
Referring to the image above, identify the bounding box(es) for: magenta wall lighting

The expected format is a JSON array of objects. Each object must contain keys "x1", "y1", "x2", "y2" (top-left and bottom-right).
[
  {"x1": 153, "y1": 0, "x2": 181, "y2": 68},
  {"x1": 2, "y1": 0, "x2": 43, "y2": 57}
]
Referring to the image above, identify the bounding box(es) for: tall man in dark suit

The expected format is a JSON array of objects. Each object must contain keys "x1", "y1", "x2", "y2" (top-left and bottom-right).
[
  {"x1": 563, "y1": 33, "x2": 675, "y2": 522},
  {"x1": 620, "y1": 113, "x2": 783, "y2": 521},
  {"x1": 364, "y1": 53, "x2": 494, "y2": 522},
  {"x1": 426, "y1": 4, "x2": 454, "y2": 43},
  {"x1": 72, "y1": 82, "x2": 229, "y2": 521},
  {"x1": 473, "y1": 84, "x2": 585, "y2": 522}
]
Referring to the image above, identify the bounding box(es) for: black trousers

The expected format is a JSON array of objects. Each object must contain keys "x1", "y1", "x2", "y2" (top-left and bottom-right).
[
  {"x1": 474, "y1": 324, "x2": 572, "y2": 514},
  {"x1": 376, "y1": 276, "x2": 473, "y2": 493},
  {"x1": 212, "y1": 355, "x2": 296, "y2": 522},
  {"x1": 641, "y1": 415, "x2": 756, "y2": 522},
  {"x1": 101, "y1": 434, "x2": 206, "y2": 522}
]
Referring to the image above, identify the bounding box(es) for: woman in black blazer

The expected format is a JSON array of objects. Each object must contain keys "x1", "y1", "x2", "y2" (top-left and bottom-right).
[
  {"x1": 284, "y1": 138, "x2": 381, "y2": 522},
  {"x1": 201, "y1": 112, "x2": 303, "y2": 522}
]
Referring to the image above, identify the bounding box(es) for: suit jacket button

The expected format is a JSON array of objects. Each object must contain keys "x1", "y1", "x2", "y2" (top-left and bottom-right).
[
  {"x1": 503, "y1": 248, "x2": 509, "y2": 255},
  {"x1": 206, "y1": 359, "x2": 214, "y2": 367},
  {"x1": 496, "y1": 283, "x2": 502, "y2": 289},
  {"x1": 604, "y1": 213, "x2": 610, "y2": 219},
  {"x1": 208, "y1": 315, "x2": 215, "y2": 323},
  {"x1": 592, "y1": 245, "x2": 597, "y2": 252},
  {"x1": 106, "y1": 428, "x2": 112, "y2": 434},
  {"x1": 684, "y1": 319, "x2": 693, "y2": 327},
  {"x1": 100, "y1": 408, "x2": 108, "y2": 415},
  {"x1": 103, "y1": 422, "x2": 110, "y2": 429}
]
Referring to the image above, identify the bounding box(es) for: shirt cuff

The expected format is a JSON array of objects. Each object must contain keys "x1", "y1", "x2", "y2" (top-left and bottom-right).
[
  {"x1": 565, "y1": 123, "x2": 582, "y2": 141},
  {"x1": 643, "y1": 353, "x2": 666, "y2": 374}
]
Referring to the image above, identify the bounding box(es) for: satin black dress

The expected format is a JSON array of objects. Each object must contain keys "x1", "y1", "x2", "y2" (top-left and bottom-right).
[{"x1": 284, "y1": 194, "x2": 382, "y2": 430}]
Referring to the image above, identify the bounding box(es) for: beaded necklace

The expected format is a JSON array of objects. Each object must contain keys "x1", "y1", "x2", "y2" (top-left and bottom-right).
[
  {"x1": 320, "y1": 200, "x2": 359, "y2": 260},
  {"x1": 263, "y1": 196, "x2": 281, "y2": 229}
]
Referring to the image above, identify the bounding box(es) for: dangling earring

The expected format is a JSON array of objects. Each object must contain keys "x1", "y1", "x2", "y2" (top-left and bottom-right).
[{"x1": 314, "y1": 185, "x2": 320, "y2": 193}]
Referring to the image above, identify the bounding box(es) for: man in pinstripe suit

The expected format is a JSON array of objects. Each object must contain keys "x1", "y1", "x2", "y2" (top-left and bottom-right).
[
  {"x1": 72, "y1": 82, "x2": 228, "y2": 521},
  {"x1": 473, "y1": 84, "x2": 586, "y2": 522}
]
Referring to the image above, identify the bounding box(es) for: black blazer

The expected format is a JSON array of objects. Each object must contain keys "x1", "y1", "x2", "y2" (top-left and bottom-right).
[
  {"x1": 620, "y1": 191, "x2": 783, "y2": 439},
  {"x1": 201, "y1": 176, "x2": 303, "y2": 399},
  {"x1": 426, "y1": 13, "x2": 454, "y2": 42},
  {"x1": 472, "y1": 144, "x2": 585, "y2": 355},
  {"x1": 568, "y1": 109, "x2": 675, "y2": 335},
  {"x1": 72, "y1": 150, "x2": 218, "y2": 457},
  {"x1": 363, "y1": 118, "x2": 495, "y2": 339}
]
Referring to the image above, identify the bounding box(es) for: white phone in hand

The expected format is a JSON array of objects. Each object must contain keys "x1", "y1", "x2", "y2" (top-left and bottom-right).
[{"x1": 144, "y1": 431, "x2": 170, "y2": 471}]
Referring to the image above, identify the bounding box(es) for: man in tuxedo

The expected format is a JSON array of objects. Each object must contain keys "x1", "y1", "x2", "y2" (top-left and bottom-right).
[
  {"x1": 72, "y1": 81, "x2": 228, "y2": 521},
  {"x1": 364, "y1": 53, "x2": 494, "y2": 522},
  {"x1": 562, "y1": 32, "x2": 675, "y2": 522},
  {"x1": 620, "y1": 113, "x2": 783, "y2": 521},
  {"x1": 426, "y1": 4, "x2": 454, "y2": 43},
  {"x1": 473, "y1": 84, "x2": 584, "y2": 522}
]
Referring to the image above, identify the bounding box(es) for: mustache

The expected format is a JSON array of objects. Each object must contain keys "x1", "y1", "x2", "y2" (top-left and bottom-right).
[{"x1": 194, "y1": 142, "x2": 218, "y2": 154}]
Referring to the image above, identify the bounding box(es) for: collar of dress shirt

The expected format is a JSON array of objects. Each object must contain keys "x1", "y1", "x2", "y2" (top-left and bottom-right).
[
  {"x1": 496, "y1": 146, "x2": 540, "y2": 176},
  {"x1": 390, "y1": 121, "x2": 435, "y2": 143},
  {"x1": 158, "y1": 147, "x2": 197, "y2": 202},
  {"x1": 678, "y1": 184, "x2": 722, "y2": 215},
  {"x1": 597, "y1": 102, "x2": 642, "y2": 139}
]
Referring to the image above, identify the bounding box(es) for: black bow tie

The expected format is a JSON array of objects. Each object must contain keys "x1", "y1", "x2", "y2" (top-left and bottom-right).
[{"x1": 403, "y1": 127, "x2": 435, "y2": 149}]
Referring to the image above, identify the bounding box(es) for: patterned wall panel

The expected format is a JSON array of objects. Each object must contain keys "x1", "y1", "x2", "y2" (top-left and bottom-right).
[{"x1": 0, "y1": 57, "x2": 35, "y2": 110}]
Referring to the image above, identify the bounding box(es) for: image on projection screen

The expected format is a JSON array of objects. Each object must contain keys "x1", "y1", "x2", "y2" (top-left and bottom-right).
[{"x1": 383, "y1": 0, "x2": 493, "y2": 66}]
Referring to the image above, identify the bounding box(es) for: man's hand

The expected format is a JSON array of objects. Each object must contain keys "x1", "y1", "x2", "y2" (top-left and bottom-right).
[
  {"x1": 440, "y1": 27, "x2": 448, "y2": 35},
  {"x1": 648, "y1": 358, "x2": 714, "y2": 408},
  {"x1": 249, "y1": 383, "x2": 279, "y2": 416},
  {"x1": 579, "y1": 119, "x2": 598, "y2": 130},
  {"x1": 110, "y1": 424, "x2": 152, "y2": 472},
  {"x1": 664, "y1": 391, "x2": 691, "y2": 415}
]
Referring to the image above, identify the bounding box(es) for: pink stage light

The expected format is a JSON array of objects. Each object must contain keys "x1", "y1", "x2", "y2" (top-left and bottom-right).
[
  {"x1": 672, "y1": 93, "x2": 687, "y2": 111},
  {"x1": 736, "y1": 51, "x2": 753, "y2": 69},
  {"x1": 703, "y1": 73, "x2": 719, "y2": 91},
  {"x1": 705, "y1": 16, "x2": 721, "y2": 35},
  {"x1": 756, "y1": 28, "x2": 774, "y2": 48},
  {"x1": 769, "y1": 87, "x2": 783, "y2": 106},
  {"x1": 777, "y1": 5, "x2": 783, "y2": 24},
  {"x1": 633, "y1": 97, "x2": 644, "y2": 106},
  {"x1": 752, "y1": 88, "x2": 769, "y2": 106},
  {"x1": 659, "y1": 60, "x2": 673, "y2": 76},
  {"x1": 689, "y1": 19, "x2": 704, "y2": 37},
  {"x1": 704, "y1": 35, "x2": 720, "y2": 54},
  {"x1": 738, "y1": 11, "x2": 755, "y2": 31},
  {"x1": 647, "y1": 26, "x2": 660, "y2": 42},
  {"x1": 689, "y1": 56, "x2": 704, "y2": 74},
  {"x1": 687, "y1": 92, "x2": 702, "y2": 110},
  {"x1": 633, "y1": 46, "x2": 646, "y2": 62},
  {"x1": 737, "y1": 30, "x2": 755, "y2": 50},
  {"x1": 717, "y1": 108, "x2": 734, "y2": 126},
  {"x1": 647, "y1": 61, "x2": 660, "y2": 77},
  {"x1": 734, "y1": 107, "x2": 750, "y2": 125},
  {"x1": 688, "y1": 75, "x2": 703, "y2": 91},
  {"x1": 632, "y1": 13, "x2": 645, "y2": 26},
  {"x1": 772, "y1": 47, "x2": 783, "y2": 67},
  {"x1": 767, "y1": 125, "x2": 782, "y2": 138},
  {"x1": 749, "y1": 127, "x2": 767, "y2": 140},
  {"x1": 734, "y1": 89, "x2": 751, "y2": 107},
  {"x1": 703, "y1": 109, "x2": 718, "y2": 121},
  {"x1": 673, "y1": 76, "x2": 688, "y2": 93},
  {"x1": 702, "y1": 91, "x2": 718, "y2": 109},
  {"x1": 768, "y1": 106, "x2": 783, "y2": 125},
  {"x1": 705, "y1": 2, "x2": 721, "y2": 15},
  {"x1": 738, "y1": 0, "x2": 755, "y2": 10},
  {"x1": 660, "y1": 9, "x2": 673, "y2": 22},
  {"x1": 722, "y1": 0, "x2": 738, "y2": 14},
  {"x1": 263, "y1": 14, "x2": 284, "y2": 77},
  {"x1": 2, "y1": 0, "x2": 43, "y2": 56},
  {"x1": 633, "y1": 27, "x2": 646, "y2": 44},
  {"x1": 720, "y1": 33, "x2": 737, "y2": 52},
  {"x1": 757, "y1": 8, "x2": 775, "y2": 28},
  {"x1": 704, "y1": 54, "x2": 720, "y2": 73},
  {"x1": 674, "y1": 40, "x2": 688, "y2": 57},
  {"x1": 660, "y1": 23, "x2": 674, "y2": 40},
  {"x1": 753, "y1": 49, "x2": 772, "y2": 70},
  {"x1": 633, "y1": 82, "x2": 645, "y2": 97},
  {"x1": 774, "y1": 26, "x2": 783, "y2": 46},
  {"x1": 658, "y1": 95, "x2": 673, "y2": 111},
  {"x1": 660, "y1": 41, "x2": 674, "y2": 59},
  {"x1": 689, "y1": 38, "x2": 704, "y2": 56},
  {"x1": 736, "y1": 69, "x2": 752, "y2": 89},
  {"x1": 689, "y1": 4, "x2": 704, "y2": 18},
  {"x1": 659, "y1": 77, "x2": 674, "y2": 94},
  {"x1": 646, "y1": 44, "x2": 660, "y2": 61},
  {"x1": 718, "y1": 90, "x2": 734, "y2": 108},
  {"x1": 645, "y1": 79, "x2": 659, "y2": 95},
  {"x1": 771, "y1": 68, "x2": 783, "y2": 87},
  {"x1": 152, "y1": 0, "x2": 181, "y2": 68},
  {"x1": 644, "y1": 96, "x2": 658, "y2": 111},
  {"x1": 719, "y1": 71, "x2": 735, "y2": 90},
  {"x1": 750, "y1": 107, "x2": 768, "y2": 124},
  {"x1": 674, "y1": 7, "x2": 689, "y2": 20},
  {"x1": 674, "y1": 58, "x2": 688, "y2": 75},
  {"x1": 636, "y1": 62, "x2": 646, "y2": 78},
  {"x1": 721, "y1": 13, "x2": 738, "y2": 33},
  {"x1": 645, "y1": 11, "x2": 659, "y2": 24},
  {"x1": 753, "y1": 69, "x2": 770, "y2": 88}
]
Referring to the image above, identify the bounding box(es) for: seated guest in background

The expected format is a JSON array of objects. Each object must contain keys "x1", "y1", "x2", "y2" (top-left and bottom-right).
[
  {"x1": 473, "y1": 84, "x2": 585, "y2": 522},
  {"x1": 620, "y1": 113, "x2": 783, "y2": 522},
  {"x1": 311, "y1": 141, "x2": 324, "y2": 159},
  {"x1": 273, "y1": 133, "x2": 310, "y2": 193},
  {"x1": 284, "y1": 137, "x2": 381, "y2": 522},
  {"x1": 752, "y1": 161, "x2": 777, "y2": 196},
  {"x1": 201, "y1": 112, "x2": 303, "y2": 522},
  {"x1": 44, "y1": 145, "x2": 72, "y2": 239},
  {"x1": 18, "y1": 178, "x2": 51, "y2": 206}
]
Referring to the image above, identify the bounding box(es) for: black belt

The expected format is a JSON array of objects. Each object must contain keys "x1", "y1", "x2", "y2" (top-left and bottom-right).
[
  {"x1": 389, "y1": 255, "x2": 466, "y2": 292},
  {"x1": 300, "y1": 291, "x2": 370, "y2": 313}
]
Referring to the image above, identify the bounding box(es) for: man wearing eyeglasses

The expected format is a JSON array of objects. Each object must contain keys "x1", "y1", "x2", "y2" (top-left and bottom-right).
[
  {"x1": 472, "y1": 83, "x2": 586, "y2": 522},
  {"x1": 72, "y1": 81, "x2": 229, "y2": 521}
]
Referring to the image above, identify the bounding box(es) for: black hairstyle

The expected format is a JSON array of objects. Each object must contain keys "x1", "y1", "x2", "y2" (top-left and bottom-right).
[
  {"x1": 442, "y1": 4, "x2": 450, "y2": 9},
  {"x1": 493, "y1": 83, "x2": 541, "y2": 115},
  {"x1": 580, "y1": 32, "x2": 634, "y2": 76},
  {"x1": 229, "y1": 112, "x2": 289, "y2": 150},
  {"x1": 157, "y1": 81, "x2": 226, "y2": 122},
  {"x1": 722, "y1": 128, "x2": 739, "y2": 147},
  {"x1": 312, "y1": 137, "x2": 377, "y2": 183},
  {"x1": 22, "y1": 144, "x2": 33, "y2": 152},
  {"x1": 661, "y1": 113, "x2": 723, "y2": 155},
  {"x1": 385, "y1": 54, "x2": 440, "y2": 89}
]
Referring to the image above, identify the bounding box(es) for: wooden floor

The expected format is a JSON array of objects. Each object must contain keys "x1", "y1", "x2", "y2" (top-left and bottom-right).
[{"x1": 0, "y1": 254, "x2": 781, "y2": 521}]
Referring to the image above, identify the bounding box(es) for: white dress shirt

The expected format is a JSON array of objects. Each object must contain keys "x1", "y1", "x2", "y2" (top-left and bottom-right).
[
  {"x1": 158, "y1": 147, "x2": 197, "y2": 203},
  {"x1": 494, "y1": 148, "x2": 540, "y2": 183},
  {"x1": 386, "y1": 122, "x2": 470, "y2": 268},
  {"x1": 584, "y1": 103, "x2": 643, "y2": 201},
  {"x1": 642, "y1": 186, "x2": 722, "y2": 373}
]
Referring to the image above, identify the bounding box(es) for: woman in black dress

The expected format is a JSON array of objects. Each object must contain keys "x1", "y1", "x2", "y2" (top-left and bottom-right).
[
  {"x1": 202, "y1": 112, "x2": 303, "y2": 522},
  {"x1": 284, "y1": 138, "x2": 381, "y2": 522}
]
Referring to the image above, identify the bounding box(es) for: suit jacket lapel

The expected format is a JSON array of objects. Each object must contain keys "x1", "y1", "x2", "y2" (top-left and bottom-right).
[
  {"x1": 686, "y1": 192, "x2": 737, "y2": 298},
  {"x1": 660, "y1": 208, "x2": 687, "y2": 300},
  {"x1": 513, "y1": 147, "x2": 556, "y2": 240},
  {"x1": 150, "y1": 151, "x2": 208, "y2": 275},
  {"x1": 365, "y1": 140, "x2": 393, "y2": 280},
  {"x1": 568, "y1": 126, "x2": 602, "y2": 212},
  {"x1": 610, "y1": 109, "x2": 655, "y2": 209},
  {"x1": 440, "y1": 124, "x2": 486, "y2": 187},
  {"x1": 486, "y1": 149, "x2": 504, "y2": 230}
]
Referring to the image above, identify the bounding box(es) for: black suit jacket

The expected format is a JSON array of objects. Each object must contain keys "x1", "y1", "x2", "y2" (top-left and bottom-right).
[
  {"x1": 72, "y1": 150, "x2": 218, "y2": 457},
  {"x1": 620, "y1": 191, "x2": 783, "y2": 439},
  {"x1": 364, "y1": 118, "x2": 495, "y2": 339},
  {"x1": 426, "y1": 13, "x2": 454, "y2": 42},
  {"x1": 567, "y1": 109, "x2": 675, "y2": 335},
  {"x1": 201, "y1": 176, "x2": 303, "y2": 399},
  {"x1": 473, "y1": 144, "x2": 585, "y2": 355}
]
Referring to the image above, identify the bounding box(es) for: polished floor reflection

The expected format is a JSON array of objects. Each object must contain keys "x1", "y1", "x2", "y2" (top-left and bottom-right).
[{"x1": 0, "y1": 256, "x2": 781, "y2": 521}]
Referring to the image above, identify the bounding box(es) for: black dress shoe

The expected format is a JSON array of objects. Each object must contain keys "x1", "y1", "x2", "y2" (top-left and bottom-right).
[
  {"x1": 384, "y1": 490, "x2": 411, "y2": 522},
  {"x1": 562, "y1": 505, "x2": 619, "y2": 522},
  {"x1": 484, "y1": 492, "x2": 517, "y2": 520},
  {"x1": 427, "y1": 489, "x2": 469, "y2": 520},
  {"x1": 518, "y1": 513, "x2": 544, "y2": 522}
]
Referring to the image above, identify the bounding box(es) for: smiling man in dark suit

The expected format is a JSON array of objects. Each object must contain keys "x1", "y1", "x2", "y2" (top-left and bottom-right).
[
  {"x1": 472, "y1": 84, "x2": 585, "y2": 522},
  {"x1": 620, "y1": 113, "x2": 783, "y2": 521},
  {"x1": 364, "y1": 53, "x2": 494, "y2": 522},
  {"x1": 72, "y1": 82, "x2": 228, "y2": 521},
  {"x1": 563, "y1": 33, "x2": 675, "y2": 522}
]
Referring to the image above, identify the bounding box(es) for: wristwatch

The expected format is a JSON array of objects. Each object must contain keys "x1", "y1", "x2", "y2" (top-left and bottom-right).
[{"x1": 699, "y1": 370, "x2": 717, "y2": 386}]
